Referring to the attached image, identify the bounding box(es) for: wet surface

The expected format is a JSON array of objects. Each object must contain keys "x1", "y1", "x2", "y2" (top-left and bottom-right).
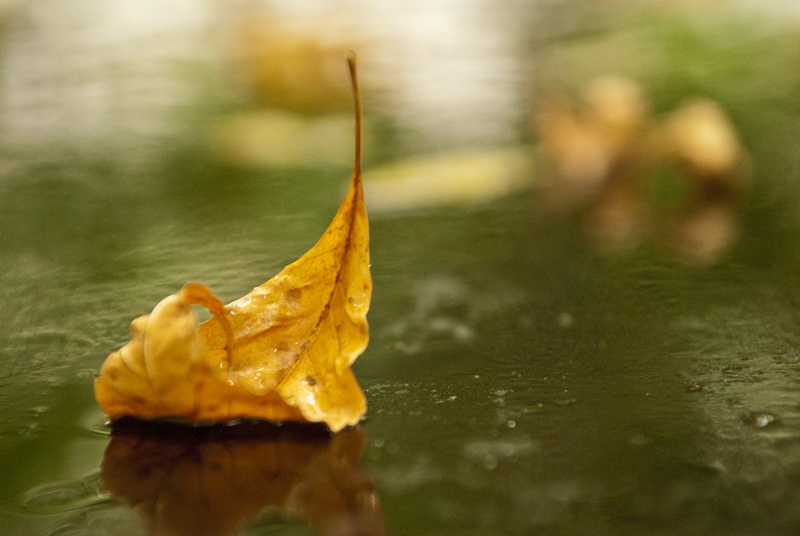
[{"x1": 2, "y1": 1, "x2": 800, "y2": 535}]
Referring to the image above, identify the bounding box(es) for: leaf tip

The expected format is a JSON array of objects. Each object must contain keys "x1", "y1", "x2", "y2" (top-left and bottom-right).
[{"x1": 346, "y1": 51, "x2": 363, "y2": 182}]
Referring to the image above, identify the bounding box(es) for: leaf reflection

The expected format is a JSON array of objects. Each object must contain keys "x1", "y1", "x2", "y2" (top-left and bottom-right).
[{"x1": 101, "y1": 420, "x2": 384, "y2": 536}]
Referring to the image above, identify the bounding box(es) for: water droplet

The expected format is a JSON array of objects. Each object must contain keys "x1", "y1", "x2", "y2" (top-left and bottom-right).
[
  {"x1": 462, "y1": 438, "x2": 538, "y2": 468},
  {"x1": 629, "y1": 433, "x2": 652, "y2": 446},
  {"x1": 24, "y1": 484, "x2": 85, "y2": 508},
  {"x1": 482, "y1": 455, "x2": 498, "y2": 470},
  {"x1": 744, "y1": 411, "x2": 777, "y2": 428},
  {"x1": 21, "y1": 472, "x2": 107, "y2": 514}
]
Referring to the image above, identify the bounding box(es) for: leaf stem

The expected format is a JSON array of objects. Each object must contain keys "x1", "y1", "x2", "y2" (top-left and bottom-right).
[{"x1": 346, "y1": 51, "x2": 362, "y2": 181}]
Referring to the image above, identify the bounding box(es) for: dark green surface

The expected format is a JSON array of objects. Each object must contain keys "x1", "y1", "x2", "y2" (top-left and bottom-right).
[{"x1": 2, "y1": 2, "x2": 800, "y2": 535}]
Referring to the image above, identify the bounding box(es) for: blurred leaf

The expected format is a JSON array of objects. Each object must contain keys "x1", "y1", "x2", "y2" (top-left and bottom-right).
[
  {"x1": 229, "y1": 20, "x2": 356, "y2": 114},
  {"x1": 534, "y1": 72, "x2": 749, "y2": 264}
]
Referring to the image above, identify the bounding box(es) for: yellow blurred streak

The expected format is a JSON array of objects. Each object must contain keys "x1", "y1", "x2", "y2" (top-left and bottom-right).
[
  {"x1": 213, "y1": 110, "x2": 356, "y2": 168},
  {"x1": 362, "y1": 147, "x2": 536, "y2": 213}
]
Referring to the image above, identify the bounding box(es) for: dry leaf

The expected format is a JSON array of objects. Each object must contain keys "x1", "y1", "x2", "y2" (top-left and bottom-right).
[
  {"x1": 533, "y1": 76, "x2": 749, "y2": 264},
  {"x1": 659, "y1": 98, "x2": 749, "y2": 189},
  {"x1": 229, "y1": 19, "x2": 357, "y2": 114},
  {"x1": 101, "y1": 422, "x2": 384, "y2": 536},
  {"x1": 94, "y1": 54, "x2": 371, "y2": 432}
]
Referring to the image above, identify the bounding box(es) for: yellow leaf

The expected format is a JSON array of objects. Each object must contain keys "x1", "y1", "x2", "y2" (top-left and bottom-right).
[{"x1": 94, "y1": 53, "x2": 371, "y2": 433}]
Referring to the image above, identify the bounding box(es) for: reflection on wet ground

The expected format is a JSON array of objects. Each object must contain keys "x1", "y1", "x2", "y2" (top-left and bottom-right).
[
  {"x1": 102, "y1": 420, "x2": 383, "y2": 536},
  {"x1": 10, "y1": 421, "x2": 383, "y2": 536}
]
